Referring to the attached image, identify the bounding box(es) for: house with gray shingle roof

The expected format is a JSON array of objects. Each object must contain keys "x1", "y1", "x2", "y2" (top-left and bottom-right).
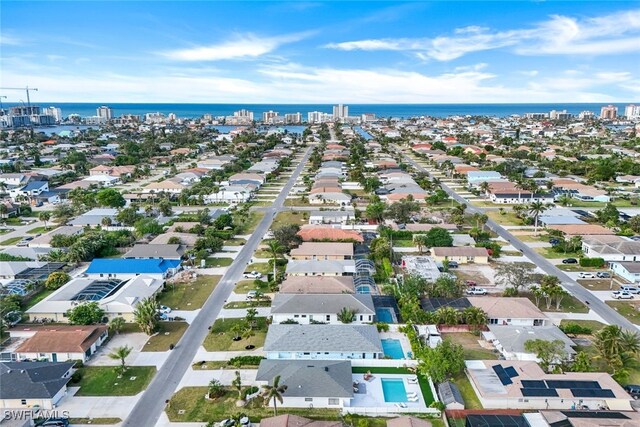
[
  {"x1": 0, "y1": 361, "x2": 74, "y2": 409},
  {"x1": 264, "y1": 324, "x2": 383, "y2": 360},
  {"x1": 271, "y1": 294, "x2": 375, "y2": 325},
  {"x1": 256, "y1": 359, "x2": 353, "y2": 408}
]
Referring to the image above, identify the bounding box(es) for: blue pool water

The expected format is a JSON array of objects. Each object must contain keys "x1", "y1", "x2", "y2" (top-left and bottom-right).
[
  {"x1": 376, "y1": 307, "x2": 395, "y2": 323},
  {"x1": 382, "y1": 339, "x2": 405, "y2": 359},
  {"x1": 381, "y1": 378, "x2": 408, "y2": 402}
]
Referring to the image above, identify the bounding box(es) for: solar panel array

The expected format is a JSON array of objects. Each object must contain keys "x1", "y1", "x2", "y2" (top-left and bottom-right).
[
  {"x1": 492, "y1": 365, "x2": 513, "y2": 385},
  {"x1": 571, "y1": 389, "x2": 616, "y2": 398},
  {"x1": 521, "y1": 388, "x2": 559, "y2": 397},
  {"x1": 546, "y1": 380, "x2": 601, "y2": 390},
  {"x1": 504, "y1": 366, "x2": 519, "y2": 378},
  {"x1": 519, "y1": 379, "x2": 615, "y2": 399},
  {"x1": 521, "y1": 380, "x2": 546, "y2": 388}
]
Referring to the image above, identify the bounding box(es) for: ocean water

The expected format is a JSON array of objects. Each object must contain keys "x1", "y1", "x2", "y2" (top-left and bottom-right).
[{"x1": 5, "y1": 102, "x2": 633, "y2": 119}]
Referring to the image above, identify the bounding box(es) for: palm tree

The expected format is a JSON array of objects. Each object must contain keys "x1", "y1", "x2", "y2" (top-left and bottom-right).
[
  {"x1": 232, "y1": 370, "x2": 243, "y2": 400},
  {"x1": 557, "y1": 194, "x2": 572, "y2": 207},
  {"x1": 267, "y1": 240, "x2": 284, "y2": 280},
  {"x1": 262, "y1": 375, "x2": 287, "y2": 416},
  {"x1": 337, "y1": 307, "x2": 357, "y2": 323},
  {"x1": 38, "y1": 211, "x2": 51, "y2": 230},
  {"x1": 435, "y1": 306, "x2": 460, "y2": 325},
  {"x1": 463, "y1": 307, "x2": 488, "y2": 333},
  {"x1": 478, "y1": 181, "x2": 490, "y2": 198},
  {"x1": 0, "y1": 204, "x2": 8, "y2": 219},
  {"x1": 109, "y1": 316, "x2": 125, "y2": 334},
  {"x1": 108, "y1": 345, "x2": 132, "y2": 376},
  {"x1": 594, "y1": 325, "x2": 640, "y2": 376},
  {"x1": 528, "y1": 201, "x2": 549, "y2": 236},
  {"x1": 133, "y1": 297, "x2": 160, "y2": 335}
]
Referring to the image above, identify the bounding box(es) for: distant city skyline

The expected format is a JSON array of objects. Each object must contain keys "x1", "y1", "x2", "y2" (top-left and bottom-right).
[{"x1": 1, "y1": 1, "x2": 639, "y2": 103}]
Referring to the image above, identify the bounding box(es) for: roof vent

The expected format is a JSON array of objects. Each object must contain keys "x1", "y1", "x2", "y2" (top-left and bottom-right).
[{"x1": 325, "y1": 367, "x2": 329, "y2": 372}]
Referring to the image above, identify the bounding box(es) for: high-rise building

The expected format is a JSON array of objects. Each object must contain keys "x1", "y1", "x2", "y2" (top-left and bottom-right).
[
  {"x1": 9, "y1": 106, "x2": 40, "y2": 116},
  {"x1": 549, "y1": 110, "x2": 572, "y2": 120},
  {"x1": 308, "y1": 111, "x2": 331, "y2": 124},
  {"x1": 332, "y1": 104, "x2": 348, "y2": 119},
  {"x1": 43, "y1": 106, "x2": 63, "y2": 122},
  {"x1": 578, "y1": 111, "x2": 595, "y2": 120},
  {"x1": 262, "y1": 110, "x2": 279, "y2": 123},
  {"x1": 624, "y1": 104, "x2": 640, "y2": 119},
  {"x1": 284, "y1": 113, "x2": 302, "y2": 124},
  {"x1": 600, "y1": 105, "x2": 618, "y2": 120},
  {"x1": 234, "y1": 109, "x2": 254, "y2": 120},
  {"x1": 361, "y1": 113, "x2": 376, "y2": 122},
  {"x1": 524, "y1": 112, "x2": 548, "y2": 120},
  {"x1": 97, "y1": 106, "x2": 113, "y2": 121}
]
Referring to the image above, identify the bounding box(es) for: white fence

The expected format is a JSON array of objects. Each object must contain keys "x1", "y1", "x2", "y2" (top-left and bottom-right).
[
  {"x1": 342, "y1": 407, "x2": 441, "y2": 416},
  {"x1": 351, "y1": 359, "x2": 418, "y2": 369}
]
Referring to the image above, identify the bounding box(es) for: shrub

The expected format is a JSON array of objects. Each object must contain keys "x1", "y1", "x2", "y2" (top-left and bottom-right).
[
  {"x1": 375, "y1": 322, "x2": 390, "y2": 332},
  {"x1": 503, "y1": 287, "x2": 519, "y2": 297},
  {"x1": 229, "y1": 355, "x2": 265, "y2": 367},
  {"x1": 71, "y1": 370, "x2": 83, "y2": 384},
  {"x1": 560, "y1": 323, "x2": 592, "y2": 336},
  {"x1": 579, "y1": 257, "x2": 605, "y2": 268}
]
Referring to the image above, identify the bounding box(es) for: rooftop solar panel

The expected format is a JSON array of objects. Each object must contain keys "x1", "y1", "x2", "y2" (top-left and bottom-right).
[
  {"x1": 521, "y1": 388, "x2": 559, "y2": 397},
  {"x1": 560, "y1": 411, "x2": 629, "y2": 419},
  {"x1": 492, "y1": 365, "x2": 513, "y2": 385},
  {"x1": 504, "y1": 366, "x2": 519, "y2": 378},
  {"x1": 571, "y1": 389, "x2": 615, "y2": 398},
  {"x1": 546, "y1": 380, "x2": 601, "y2": 389},
  {"x1": 521, "y1": 380, "x2": 547, "y2": 389}
]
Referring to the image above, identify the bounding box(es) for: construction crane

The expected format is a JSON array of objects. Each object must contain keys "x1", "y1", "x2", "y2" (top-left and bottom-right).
[
  {"x1": 0, "y1": 86, "x2": 39, "y2": 112},
  {"x1": 0, "y1": 96, "x2": 6, "y2": 114}
]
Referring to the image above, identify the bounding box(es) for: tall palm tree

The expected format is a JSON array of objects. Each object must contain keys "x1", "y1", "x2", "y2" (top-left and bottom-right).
[
  {"x1": 528, "y1": 201, "x2": 549, "y2": 236},
  {"x1": 133, "y1": 297, "x2": 159, "y2": 335},
  {"x1": 478, "y1": 181, "x2": 490, "y2": 198},
  {"x1": 38, "y1": 211, "x2": 51, "y2": 230},
  {"x1": 463, "y1": 307, "x2": 488, "y2": 332},
  {"x1": 594, "y1": 325, "x2": 640, "y2": 376},
  {"x1": 262, "y1": 375, "x2": 287, "y2": 416},
  {"x1": 435, "y1": 306, "x2": 460, "y2": 325},
  {"x1": 109, "y1": 316, "x2": 125, "y2": 334},
  {"x1": 267, "y1": 240, "x2": 284, "y2": 280},
  {"x1": 108, "y1": 345, "x2": 132, "y2": 376}
]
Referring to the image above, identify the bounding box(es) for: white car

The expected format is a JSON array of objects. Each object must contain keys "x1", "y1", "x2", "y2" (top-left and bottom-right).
[
  {"x1": 578, "y1": 272, "x2": 596, "y2": 279},
  {"x1": 243, "y1": 271, "x2": 262, "y2": 279},
  {"x1": 158, "y1": 305, "x2": 172, "y2": 313},
  {"x1": 466, "y1": 287, "x2": 488, "y2": 295},
  {"x1": 246, "y1": 290, "x2": 257, "y2": 300},
  {"x1": 612, "y1": 291, "x2": 634, "y2": 300}
]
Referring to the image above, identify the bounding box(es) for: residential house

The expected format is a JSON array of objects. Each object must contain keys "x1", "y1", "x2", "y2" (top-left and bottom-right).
[
  {"x1": 431, "y1": 247, "x2": 489, "y2": 264},
  {"x1": 309, "y1": 191, "x2": 352, "y2": 205},
  {"x1": 582, "y1": 236, "x2": 640, "y2": 262},
  {"x1": 610, "y1": 262, "x2": 640, "y2": 284},
  {"x1": 467, "y1": 297, "x2": 549, "y2": 326},
  {"x1": 298, "y1": 226, "x2": 364, "y2": 243},
  {"x1": 260, "y1": 415, "x2": 342, "y2": 427},
  {"x1": 69, "y1": 208, "x2": 119, "y2": 228},
  {"x1": 466, "y1": 171, "x2": 505, "y2": 187},
  {"x1": 308, "y1": 210, "x2": 355, "y2": 225},
  {"x1": 285, "y1": 260, "x2": 356, "y2": 276},
  {"x1": 229, "y1": 173, "x2": 265, "y2": 186},
  {"x1": 290, "y1": 242, "x2": 354, "y2": 260},
  {"x1": 9, "y1": 181, "x2": 49, "y2": 203},
  {"x1": 270, "y1": 293, "x2": 375, "y2": 324},
  {"x1": 465, "y1": 360, "x2": 632, "y2": 410},
  {"x1": 27, "y1": 275, "x2": 164, "y2": 322},
  {"x1": 28, "y1": 226, "x2": 83, "y2": 248},
  {"x1": 0, "y1": 361, "x2": 74, "y2": 409},
  {"x1": 263, "y1": 324, "x2": 383, "y2": 360},
  {"x1": 12, "y1": 325, "x2": 109, "y2": 362},
  {"x1": 278, "y1": 276, "x2": 355, "y2": 294},
  {"x1": 84, "y1": 258, "x2": 181, "y2": 280},
  {"x1": 548, "y1": 224, "x2": 614, "y2": 237},
  {"x1": 484, "y1": 325, "x2": 576, "y2": 361},
  {"x1": 256, "y1": 360, "x2": 353, "y2": 408},
  {"x1": 123, "y1": 244, "x2": 184, "y2": 260},
  {"x1": 143, "y1": 180, "x2": 186, "y2": 195}
]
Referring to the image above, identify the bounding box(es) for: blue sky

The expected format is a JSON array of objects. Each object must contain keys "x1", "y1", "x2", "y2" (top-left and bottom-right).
[{"x1": 1, "y1": 1, "x2": 639, "y2": 103}]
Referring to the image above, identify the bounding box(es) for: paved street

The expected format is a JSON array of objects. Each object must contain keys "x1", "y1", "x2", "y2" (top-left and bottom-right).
[
  {"x1": 401, "y1": 151, "x2": 639, "y2": 332},
  {"x1": 122, "y1": 146, "x2": 314, "y2": 427}
]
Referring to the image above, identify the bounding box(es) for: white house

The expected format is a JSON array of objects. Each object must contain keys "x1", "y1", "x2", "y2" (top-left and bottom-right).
[
  {"x1": 12, "y1": 325, "x2": 109, "y2": 363},
  {"x1": 611, "y1": 262, "x2": 640, "y2": 284},
  {"x1": 467, "y1": 297, "x2": 549, "y2": 327},
  {"x1": 263, "y1": 324, "x2": 383, "y2": 360},
  {"x1": 270, "y1": 294, "x2": 375, "y2": 325},
  {"x1": 582, "y1": 237, "x2": 640, "y2": 263},
  {"x1": 309, "y1": 209, "x2": 355, "y2": 225},
  {"x1": 484, "y1": 325, "x2": 576, "y2": 362},
  {"x1": 285, "y1": 259, "x2": 356, "y2": 276},
  {"x1": 0, "y1": 361, "x2": 74, "y2": 410}
]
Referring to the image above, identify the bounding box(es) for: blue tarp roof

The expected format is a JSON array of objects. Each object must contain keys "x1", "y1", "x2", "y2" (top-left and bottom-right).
[{"x1": 85, "y1": 258, "x2": 181, "y2": 274}]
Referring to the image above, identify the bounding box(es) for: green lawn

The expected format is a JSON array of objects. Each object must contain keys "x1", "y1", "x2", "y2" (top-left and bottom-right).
[
  {"x1": 142, "y1": 322, "x2": 189, "y2": 352},
  {"x1": 223, "y1": 300, "x2": 271, "y2": 309},
  {"x1": 452, "y1": 372, "x2": 482, "y2": 409},
  {"x1": 224, "y1": 238, "x2": 247, "y2": 245},
  {"x1": 272, "y1": 210, "x2": 309, "y2": 229},
  {"x1": 442, "y1": 333, "x2": 498, "y2": 360},
  {"x1": 73, "y1": 366, "x2": 156, "y2": 396},
  {"x1": 234, "y1": 279, "x2": 268, "y2": 294},
  {"x1": 351, "y1": 367, "x2": 435, "y2": 405},
  {"x1": 535, "y1": 247, "x2": 583, "y2": 259},
  {"x1": 486, "y1": 210, "x2": 523, "y2": 226},
  {"x1": 393, "y1": 239, "x2": 416, "y2": 247},
  {"x1": 202, "y1": 317, "x2": 268, "y2": 351},
  {"x1": 167, "y1": 388, "x2": 341, "y2": 422},
  {"x1": 27, "y1": 226, "x2": 49, "y2": 235},
  {"x1": 284, "y1": 197, "x2": 313, "y2": 207},
  {"x1": 0, "y1": 236, "x2": 22, "y2": 246},
  {"x1": 205, "y1": 257, "x2": 233, "y2": 267},
  {"x1": 244, "y1": 262, "x2": 271, "y2": 276},
  {"x1": 242, "y1": 211, "x2": 266, "y2": 234},
  {"x1": 606, "y1": 300, "x2": 640, "y2": 325},
  {"x1": 157, "y1": 276, "x2": 221, "y2": 310},
  {"x1": 578, "y1": 279, "x2": 619, "y2": 291},
  {"x1": 523, "y1": 292, "x2": 588, "y2": 313},
  {"x1": 23, "y1": 287, "x2": 55, "y2": 310},
  {"x1": 557, "y1": 264, "x2": 603, "y2": 272},
  {"x1": 559, "y1": 319, "x2": 606, "y2": 334}
]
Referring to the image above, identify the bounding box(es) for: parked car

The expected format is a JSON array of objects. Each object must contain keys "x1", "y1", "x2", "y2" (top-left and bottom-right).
[
  {"x1": 549, "y1": 238, "x2": 560, "y2": 245},
  {"x1": 447, "y1": 261, "x2": 459, "y2": 269},
  {"x1": 562, "y1": 258, "x2": 578, "y2": 264},
  {"x1": 612, "y1": 291, "x2": 634, "y2": 300},
  {"x1": 465, "y1": 280, "x2": 477, "y2": 286},
  {"x1": 243, "y1": 271, "x2": 262, "y2": 279},
  {"x1": 596, "y1": 272, "x2": 611, "y2": 278},
  {"x1": 466, "y1": 287, "x2": 488, "y2": 295},
  {"x1": 246, "y1": 290, "x2": 257, "y2": 300},
  {"x1": 620, "y1": 286, "x2": 640, "y2": 294},
  {"x1": 578, "y1": 272, "x2": 596, "y2": 279},
  {"x1": 159, "y1": 305, "x2": 172, "y2": 313},
  {"x1": 624, "y1": 384, "x2": 640, "y2": 399}
]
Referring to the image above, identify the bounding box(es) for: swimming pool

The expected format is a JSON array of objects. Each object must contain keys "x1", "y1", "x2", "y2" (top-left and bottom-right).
[
  {"x1": 381, "y1": 378, "x2": 408, "y2": 402},
  {"x1": 382, "y1": 338, "x2": 405, "y2": 359},
  {"x1": 376, "y1": 307, "x2": 395, "y2": 323}
]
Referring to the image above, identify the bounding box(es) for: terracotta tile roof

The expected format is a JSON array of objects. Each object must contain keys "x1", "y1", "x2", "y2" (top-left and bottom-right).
[
  {"x1": 16, "y1": 325, "x2": 108, "y2": 354},
  {"x1": 548, "y1": 224, "x2": 614, "y2": 236},
  {"x1": 297, "y1": 225, "x2": 363, "y2": 242}
]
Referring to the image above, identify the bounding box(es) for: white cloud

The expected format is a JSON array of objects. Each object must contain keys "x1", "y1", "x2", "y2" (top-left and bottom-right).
[
  {"x1": 324, "y1": 8, "x2": 640, "y2": 60},
  {"x1": 0, "y1": 34, "x2": 22, "y2": 46},
  {"x1": 161, "y1": 32, "x2": 308, "y2": 61}
]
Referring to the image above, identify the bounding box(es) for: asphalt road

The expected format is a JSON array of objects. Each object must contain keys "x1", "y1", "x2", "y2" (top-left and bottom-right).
[
  {"x1": 123, "y1": 146, "x2": 313, "y2": 427},
  {"x1": 401, "y1": 152, "x2": 639, "y2": 332}
]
